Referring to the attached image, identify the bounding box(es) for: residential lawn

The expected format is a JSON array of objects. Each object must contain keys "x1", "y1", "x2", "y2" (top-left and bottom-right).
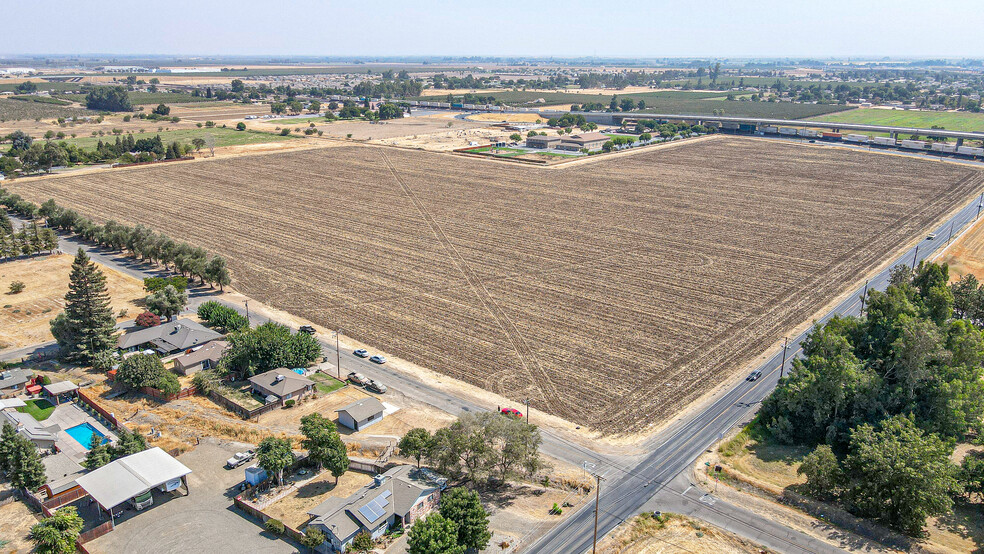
[
  {"x1": 814, "y1": 108, "x2": 984, "y2": 132},
  {"x1": 56, "y1": 127, "x2": 297, "y2": 150},
  {"x1": 128, "y1": 92, "x2": 217, "y2": 105},
  {"x1": 266, "y1": 115, "x2": 325, "y2": 126},
  {"x1": 310, "y1": 373, "x2": 345, "y2": 394},
  {"x1": 16, "y1": 398, "x2": 55, "y2": 421}
]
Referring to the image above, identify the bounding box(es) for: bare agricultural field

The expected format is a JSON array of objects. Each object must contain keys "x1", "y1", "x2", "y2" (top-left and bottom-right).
[{"x1": 11, "y1": 137, "x2": 984, "y2": 432}]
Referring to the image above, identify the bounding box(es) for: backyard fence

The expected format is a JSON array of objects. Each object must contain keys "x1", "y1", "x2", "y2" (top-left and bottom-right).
[
  {"x1": 139, "y1": 385, "x2": 197, "y2": 402},
  {"x1": 207, "y1": 389, "x2": 282, "y2": 421},
  {"x1": 77, "y1": 389, "x2": 119, "y2": 428},
  {"x1": 78, "y1": 521, "x2": 114, "y2": 544}
]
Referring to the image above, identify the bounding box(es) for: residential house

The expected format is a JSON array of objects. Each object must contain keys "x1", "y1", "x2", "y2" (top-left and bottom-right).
[
  {"x1": 557, "y1": 132, "x2": 610, "y2": 152},
  {"x1": 307, "y1": 465, "x2": 447, "y2": 552},
  {"x1": 335, "y1": 397, "x2": 385, "y2": 431},
  {"x1": 117, "y1": 319, "x2": 222, "y2": 355},
  {"x1": 248, "y1": 369, "x2": 314, "y2": 404},
  {"x1": 0, "y1": 368, "x2": 33, "y2": 397},
  {"x1": 171, "y1": 340, "x2": 228, "y2": 375},
  {"x1": 0, "y1": 401, "x2": 57, "y2": 450}
]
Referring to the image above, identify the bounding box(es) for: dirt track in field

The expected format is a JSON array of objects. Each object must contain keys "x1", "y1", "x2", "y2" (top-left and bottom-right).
[{"x1": 12, "y1": 137, "x2": 984, "y2": 432}]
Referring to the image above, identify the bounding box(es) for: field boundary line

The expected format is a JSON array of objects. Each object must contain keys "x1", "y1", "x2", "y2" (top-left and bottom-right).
[{"x1": 378, "y1": 150, "x2": 564, "y2": 416}]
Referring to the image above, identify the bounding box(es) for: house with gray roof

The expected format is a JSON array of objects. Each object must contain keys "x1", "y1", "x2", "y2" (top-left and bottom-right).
[
  {"x1": 0, "y1": 368, "x2": 33, "y2": 397},
  {"x1": 306, "y1": 465, "x2": 447, "y2": 552},
  {"x1": 248, "y1": 369, "x2": 314, "y2": 403},
  {"x1": 117, "y1": 318, "x2": 222, "y2": 355},
  {"x1": 171, "y1": 340, "x2": 228, "y2": 375},
  {"x1": 1, "y1": 408, "x2": 57, "y2": 450},
  {"x1": 335, "y1": 397, "x2": 385, "y2": 431}
]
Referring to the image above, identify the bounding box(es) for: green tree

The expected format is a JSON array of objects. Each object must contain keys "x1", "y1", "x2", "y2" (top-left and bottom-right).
[
  {"x1": 843, "y1": 415, "x2": 961, "y2": 535},
  {"x1": 110, "y1": 428, "x2": 148, "y2": 459},
  {"x1": 114, "y1": 353, "x2": 179, "y2": 395},
  {"x1": 299, "y1": 527, "x2": 326, "y2": 551},
  {"x1": 256, "y1": 436, "x2": 294, "y2": 486},
  {"x1": 399, "y1": 428, "x2": 432, "y2": 468},
  {"x1": 152, "y1": 103, "x2": 170, "y2": 116},
  {"x1": 204, "y1": 256, "x2": 231, "y2": 291},
  {"x1": 0, "y1": 423, "x2": 18, "y2": 471},
  {"x1": 55, "y1": 249, "x2": 117, "y2": 365},
  {"x1": 191, "y1": 137, "x2": 206, "y2": 153},
  {"x1": 439, "y1": 487, "x2": 491, "y2": 551},
  {"x1": 221, "y1": 322, "x2": 321, "y2": 377},
  {"x1": 236, "y1": 122, "x2": 246, "y2": 131},
  {"x1": 350, "y1": 531, "x2": 374, "y2": 553},
  {"x1": 83, "y1": 434, "x2": 111, "y2": 469},
  {"x1": 797, "y1": 444, "x2": 840, "y2": 500},
  {"x1": 407, "y1": 513, "x2": 464, "y2": 554},
  {"x1": 30, "y1": 506, "x2": 84, "y2": 554},
  {"x1": 300, "y1": 413, "x2": 338, "y2": 470},
  {"x1": 6, "y1": 430, "x2": 46, "y2": 490},
  {"x1": 145, "y1": 284, "x2": 186, "y2": 321},
  {"x1": 960, "y1": 451, "x2": 984, "y2": 502}
]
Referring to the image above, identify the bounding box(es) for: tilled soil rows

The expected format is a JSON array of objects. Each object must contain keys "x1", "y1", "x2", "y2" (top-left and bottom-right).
[{"x1": 14, "y1": 137, "x2": 984, "y2": 432}]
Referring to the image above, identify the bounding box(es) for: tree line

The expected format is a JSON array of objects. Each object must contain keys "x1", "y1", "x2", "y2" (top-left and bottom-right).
[
  {"x1": 759, "y1": 261, "x2": 984, "y2": 535},
  {"x1": 0, "y1": 217, "x2": 58, "y2": 260}
]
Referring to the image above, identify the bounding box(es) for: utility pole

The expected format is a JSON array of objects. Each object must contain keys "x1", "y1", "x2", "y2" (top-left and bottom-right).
[
  {"x1": 592, "y1": 473, "x2": 603, "y2": 554},
  {"x1": 859, "y1": 279, "x2": 869, "y2": 316},
  {"x1": 911, "y1": 245, "x2": 919, "y2": 270},
  {"x1": 977, "y1": 192, "x2": 984, "y2": 221},
  {"x1": 946, "y1": 221, "x2": 955, "y2": 246},
  {"x1": 244, "y1": 300, "x2": 250, "y2": 326},
  {"x1": 525, "y1": 398, "x2": 529, "y2": 425},
  {"x1": 335, "y1": 329, "x2": 342, "y2": 380},
  {"x1": 779, "y1": 337, "x2": 789, "y2": 379}
]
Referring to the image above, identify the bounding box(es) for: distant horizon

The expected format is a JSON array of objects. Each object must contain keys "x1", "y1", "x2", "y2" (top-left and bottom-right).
[{"x1": 4, "y1": 0, "x2": 984, "y2": 59}]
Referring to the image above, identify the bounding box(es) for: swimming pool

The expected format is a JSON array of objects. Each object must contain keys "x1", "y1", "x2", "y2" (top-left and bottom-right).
[
  {"x1": 65, "y1": 423, "x2": 107, "y2": 450},
  {"x1": 293, "y1": 368, "x2": 305, "y2": 375}
]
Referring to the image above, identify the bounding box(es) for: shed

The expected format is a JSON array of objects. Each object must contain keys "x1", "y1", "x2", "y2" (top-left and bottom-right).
[{"x1": 336, "y1": 397, "x2": 385, "y2": 431}]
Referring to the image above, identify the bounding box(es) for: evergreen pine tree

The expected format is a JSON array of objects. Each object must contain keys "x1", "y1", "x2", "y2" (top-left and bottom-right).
[{"x1": 62, "y1": 248, "x2": 117, "y2": 364}]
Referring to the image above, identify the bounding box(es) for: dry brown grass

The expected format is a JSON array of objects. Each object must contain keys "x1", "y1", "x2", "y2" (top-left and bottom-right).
[
  {"x1": 937, "y1": 216, "x2": 984, "y2": 281},
  {"x1": 11, "y1": 138, "x2": 984, "y2": 432},
  {"x1": 263, "y1": 470, "x2": 375, "y2": 529},
  {"x1": 0, "y1": 497, "x2": 40, "y2": 554},
  {"x1": 0, "y1": 254, "x2": 147, "y2": 352},
  {"x1": 598, "y1": 514, "x2": 765, "y2": 554}
]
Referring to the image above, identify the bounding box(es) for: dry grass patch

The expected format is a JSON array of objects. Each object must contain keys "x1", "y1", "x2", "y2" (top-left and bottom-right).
[
  {"x1": 598, "y1": 513, "x2": 765, "y2": 554},
  {"x1": 11, "y1": 138, "x2": 984, "y2": 432},
  {"x1": 0, "y1": 254, "x2": 146, "y2": 352},
  {"x1": 0, "y1": 497, "x2": 40, "y2": 554},
  {"x1": 263, "y1": 469, "x2": 375, "y2": 529}
]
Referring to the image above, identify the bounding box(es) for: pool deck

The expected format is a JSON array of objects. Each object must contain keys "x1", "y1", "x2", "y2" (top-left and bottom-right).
[{"x1": 46, "y1": 403, "x2": 118, "y2": 462}]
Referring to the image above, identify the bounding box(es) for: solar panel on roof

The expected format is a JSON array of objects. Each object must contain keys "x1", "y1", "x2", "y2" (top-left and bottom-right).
[
  {"x1": 358, "y1": 504, "x2": 384, "y2": 523},
  {"x1": 381, "y1": 490, "x2": 392, "y2": 499}
]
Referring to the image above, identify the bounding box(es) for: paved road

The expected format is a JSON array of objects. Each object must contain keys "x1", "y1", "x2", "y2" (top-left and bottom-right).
[
  {"x1": 526, "y1": 183, "x2": 984, "y2": 553},
  {"x1": 11, "y1": 187, "x2": 984, "y2": 553}
]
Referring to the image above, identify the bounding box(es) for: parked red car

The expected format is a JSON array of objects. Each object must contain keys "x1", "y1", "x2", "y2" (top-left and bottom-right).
[{"x1": 500, "y1": 407, "x2": 523, "y2": 418}]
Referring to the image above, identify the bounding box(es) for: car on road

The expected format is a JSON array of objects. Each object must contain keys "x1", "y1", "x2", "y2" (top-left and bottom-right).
[
  {"x1": 746, "y1": 370, "x2": 763, "y2": 382},
  {"x1": 225, "y1": 449, "x2": 255, "y2": 469},
  {"x1": 369, "y1": 355, "x2": 386, "y2": 364},
  {"x1": 366, "y1": 380, "x2": 387, "y2": 394},
  {"x1": 500, "y1": 407, "x2": 523, "y2": 418},
  {"x1": 926, "y1": 233, "x2": 937, "y2": 240},
  {"x1": 299, "y1": 325, "x2": 316, "y2": 335},
  {"x1": 347, "y1": 372, "x2": 369, "y2": 386},
  {"x1": 354, "y1": 349, "x2": 369, "y2": 358}
]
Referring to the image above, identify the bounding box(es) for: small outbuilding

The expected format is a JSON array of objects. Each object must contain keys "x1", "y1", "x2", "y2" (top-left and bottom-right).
[
  {"x1": 336, "y1": 397, "x2": 385, "y2": 431},
  {"x1": 75, "y1": 447, "x2": 191, "y2": 522},
  {"x1": 42, "y1": 381, "x2": 79, "y2": 405}
]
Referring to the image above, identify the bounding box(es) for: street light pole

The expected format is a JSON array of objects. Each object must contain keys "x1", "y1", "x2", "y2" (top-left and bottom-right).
[
  {"x1": 525, "y1": 398, "x2": 529, "y2": 425},
  {"x1": 779, "y1": 337, "x2": 788, "y2": 379},
  {"x1": 947, "y1": 220, "x2": 955, "y2": 246},
  {"x1": 859, "y1": 279, "x2": 869, "y2": 316},
  {"x1": 977, "y1": 192, "x2": 984, "y2": 220},
  {"x1": 244, "y1": 300, "x2": 250, "y2": 326},
  {"x1": 911, "y1": 245, "x2": 919, "y2": 270}
]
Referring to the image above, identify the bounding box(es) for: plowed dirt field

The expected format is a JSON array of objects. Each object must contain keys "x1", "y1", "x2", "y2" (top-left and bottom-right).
[{"x1": 13, "y1": 137, "x2": 984, "y2": 432}]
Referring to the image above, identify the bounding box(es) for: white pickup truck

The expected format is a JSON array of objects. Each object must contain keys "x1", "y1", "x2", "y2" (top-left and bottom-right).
[{"x1": 226, "y1": 449, "x2": 255, "y2": 469}]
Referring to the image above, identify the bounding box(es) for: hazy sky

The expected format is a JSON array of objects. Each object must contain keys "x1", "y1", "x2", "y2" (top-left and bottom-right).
[{"x1": 4, "y1": 0, "x2": 984, "y2": 59}]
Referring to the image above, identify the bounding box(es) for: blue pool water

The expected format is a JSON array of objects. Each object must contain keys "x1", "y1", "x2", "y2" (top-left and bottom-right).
[
  {"x1": 65, "y1": 423, "x2": 107, "y2": 450},
  {"x1": 293, "y1": 368, "x2": 305, "y2": 375}
]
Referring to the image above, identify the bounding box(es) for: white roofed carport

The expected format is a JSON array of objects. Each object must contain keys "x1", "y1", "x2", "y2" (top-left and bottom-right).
[{"x1": 75, "y1": 447, "x2": 192, "y2": 512}]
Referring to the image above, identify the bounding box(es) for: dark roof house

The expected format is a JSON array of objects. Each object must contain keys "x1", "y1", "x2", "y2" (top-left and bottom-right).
[
  {"x1": 248, "y1": 369, "x2": 314, "y2": 402},
  {"x1": 117, "y1": 319, "x2": 222, "y2": 354},
  {"x1": 307, "y1": 465, "x2": 447, "y2": 552},
  {"x1": 172, "y1": 340, "x2": 229, "y2": 375},
  {"x1": 0, "y1": 368, "x2": 33, "y2": 396}
]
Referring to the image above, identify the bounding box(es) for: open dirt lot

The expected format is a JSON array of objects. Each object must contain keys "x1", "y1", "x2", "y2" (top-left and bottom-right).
[
  {"x1": 262, "y1": 469, "x2": 375, "y2": 529},
  {"x1": 0, "y1": 253, "x2": 147, "y2": 352},
  {"x1": 10, "y1": 137, "x2": 984, "y2": 433},
  {"x1": 938, "y1": 216, "x2": 984, "y2": 281},
  {"x1": 0, "y1": 496, "x2": 39, "y2": 554}
]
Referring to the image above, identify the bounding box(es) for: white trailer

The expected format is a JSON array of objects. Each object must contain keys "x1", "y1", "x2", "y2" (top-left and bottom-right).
[
  {"x1": 778, "y1": 127, "x2": 798, "y2": 136},
  {"x1": 931, "y1": 143, "x2": 958, "y2": 153},
  {"x1": 761, "y1": 126, "x2": 779, "y2": 134},
  {"x1": 797, "y1": 129, "x2": 820, "y2": 137},
  {"x1": 872, "y1": 136, "x2": 897, "y2": 146},
  {"x1": 900, "y1": 139, "x2": 929, "y2": 150},
  {"x1": 844, "y1": 134, "x2": 870, "y2": 143},
  {"x1": 957, "y1": 145, "x2": 984, "y2": 157}
]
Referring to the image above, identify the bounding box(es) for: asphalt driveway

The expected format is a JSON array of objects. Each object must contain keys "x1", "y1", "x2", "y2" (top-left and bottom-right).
[{"x1": 86, "y1": 438, "x2": 296, "y2": 554}]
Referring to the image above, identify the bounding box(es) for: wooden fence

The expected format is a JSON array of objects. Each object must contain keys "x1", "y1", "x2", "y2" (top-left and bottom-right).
[
  {"x1": 78, "y1": 521, "x2": 114, "y2": 544},
  {"x1": 207, "y1": 389, "x2": 282, "y2": 421},
  {"x1": 139, "y1": 385, "x2": 197, "y2": 402},
  {"x1": 77, "y1": 389, "x2": 119, "y2": 428},
  {"x1": 42, "y1": 486, "x2": 87, "y2": 511}
]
